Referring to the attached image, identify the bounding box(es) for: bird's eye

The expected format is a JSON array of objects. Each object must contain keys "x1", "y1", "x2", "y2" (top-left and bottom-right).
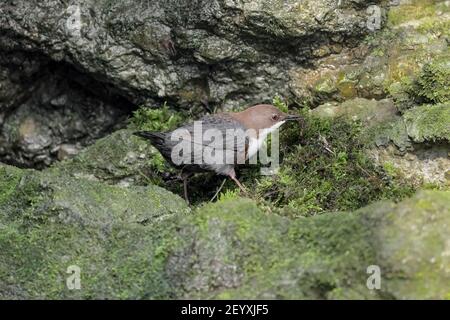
[{"x1": 271, "y1": 114, "x2": 279, "y2": 121}]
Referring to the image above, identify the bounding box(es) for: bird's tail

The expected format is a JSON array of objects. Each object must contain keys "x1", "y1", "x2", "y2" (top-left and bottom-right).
[{"x1": 133, "y1": 131, "x2": 166, "y2": 147}]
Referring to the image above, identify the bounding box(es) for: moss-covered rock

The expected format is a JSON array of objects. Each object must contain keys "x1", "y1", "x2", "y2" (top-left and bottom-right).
[
  {"x1": 2, "y1": 161, "x2": 448, "y2": 300},
  {"x1": 311, "y1": 98, "x2": 449, "y2": 188},
  {"x1": 312, "y1": 98, "x2": 398, "y2": 126},
  {"x1": 370, "y1": 189, "x2": 450, "y2": 299},
  {"x1": 403, "y1": 103, "x2": 450, "y2": 143},
  {"x1": 366, "y1": 102, "x2": 450, "y2": 148},
  {"x1": 168, "y1": 190, "x2": 450, "y2": 299},
  {"x1": 289, "y1": 0, "x2": 449, "y2": 108},
  {"x1": 387, "y1": 0, "x2": 446, "y2": 29},
  {"x1": 0, "y1": 0, "x2": 448, "y2": 301},
  {"x1": 365, "y1": 103, "x2": 450, "y2": 187},
  {"x1": 370, "y1": 144, "x2": 450, "y2": 188},
  {"x1": 410, "y1": 57, "x2": 450, "y2": 105},
  {"x1": 0, "y1": 163, "x2": 189, "y2": 299},
  {"x1": 53, "y1": 129, "x2": 159, "y2": 185}
]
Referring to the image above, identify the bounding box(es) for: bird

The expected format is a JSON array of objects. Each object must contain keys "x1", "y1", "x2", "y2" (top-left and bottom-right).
[{"x1": 134, "y1": 104, "x2": 301, "y2": 204}]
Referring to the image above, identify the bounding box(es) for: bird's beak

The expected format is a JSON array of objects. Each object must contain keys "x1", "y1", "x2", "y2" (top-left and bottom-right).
[{"x1": 284, "y1": 114, "x2": 302, "y2": 121}]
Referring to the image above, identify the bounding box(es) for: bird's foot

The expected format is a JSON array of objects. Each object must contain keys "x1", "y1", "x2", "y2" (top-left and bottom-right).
[{"x1": 230, "y1": 175, "x2": 248, "y2": 196}]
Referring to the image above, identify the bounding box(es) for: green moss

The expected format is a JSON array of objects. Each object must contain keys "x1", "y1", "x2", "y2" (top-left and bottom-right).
[
  {"x1": 1, "y1": 161, "x2": 448, "y2": 299},
  {"x1": 383, "y1": 0, "x2": 450, "y2": 110},
  {"x1": 416, "y1": 16, "x2": 450, "y2": 37},
  {"x1": 130, "y1": 102, "x2": 184, "y2": 132},
  {"x1": 403, "y1": 103, "x2": 450, "y2": 143},
  {"x1": 0, "y1": 163, "x2": 189, "y2": 299},
  {"x1": 0, "y1": 165, "x2": 23, "y2": 206},
  {"x1": 363, "y1": 101, "x2": 450, "y2": 157},
  {"x1": 172, "y1": 198, "x2": 373, "y2": 299},
  {"x1": 169, "y1": 191, "x2": 450, "y2": 299},
  {"x1": 388, "y1": 0, "x2": 437, "y2": 26},
  {"x1": 411, "y1": 58, "x2": 450, "y2": 104},
  {"x1": 0, "y1": 165, "x2": 49, "y2": 228},
  {"x1": 373, "y1": 190, "x2": 450, "y2": 299},
  {"x1": 272, "y1": 94, "x2": 289, "y2": 113},
  {"x1": 238, "y1": 111, "x2": 413, "y2": 217},
  {"x1": 0, "y1": 214, "x2": 183, "y2": 299},
  {"x1": 388, "y1": 55, "x2": 450, "y2": 111}
]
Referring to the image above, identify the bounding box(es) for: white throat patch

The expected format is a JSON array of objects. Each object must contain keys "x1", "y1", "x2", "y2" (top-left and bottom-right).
[{"x1": 247, "y1": 121, "x2": 285, "y2": 159}]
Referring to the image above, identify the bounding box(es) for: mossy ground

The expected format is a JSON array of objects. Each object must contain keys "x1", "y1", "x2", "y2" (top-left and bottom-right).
[
  {"x1": 2, "y1": 159, "x2": 447, "y2": 299},
  {"x1": 242, "y1": 109, "x2": 414, "y2": 217}
]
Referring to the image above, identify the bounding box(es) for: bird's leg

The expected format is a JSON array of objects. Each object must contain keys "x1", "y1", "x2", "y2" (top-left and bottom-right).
[
  {"x1": 183, "y1": 177, "x2": 189, "y2": 205},
  {"x1": 210, "y1": 178, "x2": 227, "y2": 202},
  {"x1": 200, "y1": 98, "x2": 212, "y2": 114},
  {"x1": 181, "y1": 170, "x2": 192, "y2": 205},
  {"x1": 231, "y1": 176, "x2": 248, "y2": 194},
  {"x1": 228, "y1": 169, "x2": 248, "y2": 195}
]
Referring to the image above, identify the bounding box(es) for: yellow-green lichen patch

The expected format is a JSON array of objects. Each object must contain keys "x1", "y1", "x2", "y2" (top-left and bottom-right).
[{"x1": 388, "y1": 0, "x2": 437, "y2": 26}]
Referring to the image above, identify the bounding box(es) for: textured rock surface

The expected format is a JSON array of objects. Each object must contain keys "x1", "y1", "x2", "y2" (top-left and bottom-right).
[
  {"x1": 312, "y1": 99, "x2": 450, "y2": 187},
  {"x1": 290, "y1": 0, "x2": 449, "y2": 107},
  {"x1": 0, "y1": 52, "x2": 133, "y2": 168},
  {"x1": 0, "y1": 163, "x2": 189, "y2": 299},
  {"x1": 312, "y1": 98, "x2": 399, "y2": 126},
  {"x1": 0, "y1": 0, "x2": 387, "y2": 166},
  {"x1": 169, "y1": 191, "x2": 450, "y2": 299},
  {"x1": 369, "y1": 103, "x2": 450, "y2": 186},
  {"x1": 305, "y1": 0, "x2": 450, "y2": 188},
  {"x1": 1, "y1": 162, "x2": 448, "y2": 299},
  {"x1": 0, "y1": 0, "x2": 385, "y2": 108}
]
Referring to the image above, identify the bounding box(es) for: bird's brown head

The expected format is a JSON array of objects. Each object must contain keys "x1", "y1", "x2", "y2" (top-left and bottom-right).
[{"x1": 231, "y1": 104, "x2": 301, "y2": 131}]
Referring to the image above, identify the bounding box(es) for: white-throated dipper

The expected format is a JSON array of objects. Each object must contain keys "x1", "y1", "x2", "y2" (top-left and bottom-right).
[{"x1": 134, "y1": 104, "x2": 300, "y2": 203}]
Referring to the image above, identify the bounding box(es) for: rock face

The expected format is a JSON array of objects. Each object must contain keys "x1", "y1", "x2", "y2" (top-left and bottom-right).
[
  {"x1": 0, "y1": 0, "x2": 386, "y2": 166},
  {"x1": 0, "y1": 0, "x2": 384, "y2": 107},
  {"x1": 304, "y1": 0, "x2": 450, "y2": 188},
  {"x1": 0, "y1": 52, "x2": 133, "y2": 168}
]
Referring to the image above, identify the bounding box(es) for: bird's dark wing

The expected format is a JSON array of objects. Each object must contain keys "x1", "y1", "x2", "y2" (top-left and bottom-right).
[{"x1": 167, "y1": 114, "x2": 248, "y2": 167}]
